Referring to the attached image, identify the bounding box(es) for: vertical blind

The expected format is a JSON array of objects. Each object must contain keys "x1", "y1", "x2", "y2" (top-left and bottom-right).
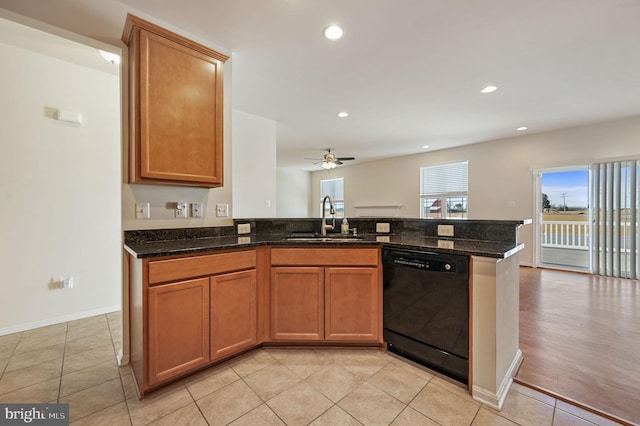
[
  {"x1": 420, "y1": 161, "x2": 468, "y2": 195},
  {"x1": 591, "y1": 160, "x2": 639, "y2": 279}
]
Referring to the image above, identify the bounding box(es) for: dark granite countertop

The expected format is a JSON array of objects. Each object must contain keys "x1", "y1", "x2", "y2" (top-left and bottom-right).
[{"x1": 124, "y1": 232, "x2": 523, "y2": 260}]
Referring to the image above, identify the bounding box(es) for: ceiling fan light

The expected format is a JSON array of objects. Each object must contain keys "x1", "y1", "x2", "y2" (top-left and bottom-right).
[{"x1": 322, "y1": 161, "x2": 336, "y2": 169}]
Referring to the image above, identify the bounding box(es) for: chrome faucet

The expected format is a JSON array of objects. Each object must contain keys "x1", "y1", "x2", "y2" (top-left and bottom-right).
[{"x1": 321, "y1": 195, "x2": 336, "y2": 236}]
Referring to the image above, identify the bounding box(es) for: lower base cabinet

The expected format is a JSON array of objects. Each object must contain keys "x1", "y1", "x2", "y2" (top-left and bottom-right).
[
  {"x1": 269, "y1": 247, "x2": 381, "y2": 343},
  {"x1": 325, "y1": 267, "x2": 379, "y2": 341},
  {"x1": 147, "y1": 278, "x2": 210, "y2": 386},
  {"x1": 130, "y1": 249, "x2": 260, "y2": 395},
  {"x1": 210, "y1": 269, "x2": 257, "y2": 360},
  {"x1": 131, "y1": 246, "x2": 382, "y2": 397},
  {"x1": 270, "y1": 267, "x2": 324, "y2": 341}
]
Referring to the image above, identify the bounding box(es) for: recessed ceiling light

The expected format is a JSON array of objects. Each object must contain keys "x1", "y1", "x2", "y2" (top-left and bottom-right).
[
  {"x1": 516, "y1": 126, "x2": 528, "y2": 131},
  {"x1": 422, "y1": 145, "x2": 430, "y2": 149},
  {"x1": 324, "y1": 25, "x2": 344, "y2": 40},
  {"x1": 337, "y1": 111, "x2": 349, "y2": 118},
  {"x1": 480, "y1": 85, "x2": 497, "y2": 94}
]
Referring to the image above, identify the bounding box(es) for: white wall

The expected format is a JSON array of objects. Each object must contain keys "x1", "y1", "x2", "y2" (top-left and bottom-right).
[
  {"x1": 276, "y1": 168, "x2": 311, "y2": 217},
  {"x1": 0, "y1": 41, "x2": 121, "y2": 334},
  {"x1": 232, "y1": 109, "x2": 277, "y2": 218},
  {"x1": 311, "y1": 115, "x2": 640, "y2": 266}
]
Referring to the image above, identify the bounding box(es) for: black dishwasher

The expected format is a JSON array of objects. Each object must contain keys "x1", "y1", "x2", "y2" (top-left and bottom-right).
[{"x1": 382, "y1": 247, "x2": 470, "y2": 383}]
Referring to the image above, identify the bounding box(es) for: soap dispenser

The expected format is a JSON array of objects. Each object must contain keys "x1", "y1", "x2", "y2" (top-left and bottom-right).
[{"x1": 341, "y1": 217, "x2": 349, "y2": 235}]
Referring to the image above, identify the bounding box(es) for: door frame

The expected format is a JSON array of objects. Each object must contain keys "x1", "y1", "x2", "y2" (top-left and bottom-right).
[{"x1": 532, "y1": 165, "x2": 592, "y2": 272}]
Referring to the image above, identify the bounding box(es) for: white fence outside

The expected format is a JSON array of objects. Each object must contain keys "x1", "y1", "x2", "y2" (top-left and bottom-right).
[
  {"x1": 542, "y1": 220, "x2": 639, "y2": 251},
  {"x1": 542, "y1": 221, "x2": 590, "y2": 249}
]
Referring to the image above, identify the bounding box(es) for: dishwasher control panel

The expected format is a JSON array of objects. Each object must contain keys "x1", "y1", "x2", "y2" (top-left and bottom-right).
[{"x1": 383, "y1": 248, "x2": 468, "y2": 274}]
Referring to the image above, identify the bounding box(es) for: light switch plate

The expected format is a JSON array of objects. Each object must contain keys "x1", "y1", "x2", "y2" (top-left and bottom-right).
[
  {"x1": 191, "y1": 202, "x2": 203, "y2": 218},
  {"x1": 437, "y1": 224, "x2": 454, "y2": 237},
  {"x1": 216, "y1": 203, "x2": 229, "y2": 217},
  {"x1": 135, "y1": 202, "x2": 150, "y2": 219}
]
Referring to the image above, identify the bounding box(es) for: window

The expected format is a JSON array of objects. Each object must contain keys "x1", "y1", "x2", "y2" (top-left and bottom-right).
[
  {"x1": 320, "y1": 177, "x2": 344, "y2": 218},
  {"x1": 420, "y1": 161, "x2": 468, "y2": 218}
]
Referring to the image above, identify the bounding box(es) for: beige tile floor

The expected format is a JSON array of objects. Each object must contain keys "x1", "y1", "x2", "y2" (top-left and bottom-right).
[{"x1": 0, "y1": 313, "x2": 624, "y2": 426}]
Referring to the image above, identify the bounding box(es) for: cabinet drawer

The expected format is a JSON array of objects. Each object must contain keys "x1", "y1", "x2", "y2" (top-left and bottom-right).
[
  {"x1": 148, "y1": 250, "x2": 256, "y2": 284},
  {"x1": 271, "y1": 248, "x2": 379, "y2": 266}
]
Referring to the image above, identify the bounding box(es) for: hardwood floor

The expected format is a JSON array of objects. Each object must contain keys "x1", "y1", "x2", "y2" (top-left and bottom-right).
[{"x1": 516, "y1": 267, "x2": 640, "y2": 425}]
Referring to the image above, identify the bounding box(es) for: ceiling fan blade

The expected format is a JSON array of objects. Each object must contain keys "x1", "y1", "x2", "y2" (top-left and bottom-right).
[
  {"x1": 335, "y1": 160, "x2": 344, "y2": 165},
  {"x1": 336, "y1": 157, "x2": 355, "y2": 161}
]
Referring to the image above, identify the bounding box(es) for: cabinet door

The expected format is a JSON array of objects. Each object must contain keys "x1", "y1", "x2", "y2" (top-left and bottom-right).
[
  {"x1": 325, "y1": 267, "x2": 380, "y2": 341},
  {"x1": 138, "y1": 29, "x2": 224, "y2": 186},
  {"x1": 271, "y1": 267, "x2": 324, "y2": 340},
  {"x1": 147, "y1": 278, "x2": 209, "y2": 386},
  {"x1": 210, "y1": 270, "x2": 257, "y2": 360}
]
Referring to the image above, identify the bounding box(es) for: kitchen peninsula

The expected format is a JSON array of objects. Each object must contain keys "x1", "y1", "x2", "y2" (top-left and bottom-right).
[{"x1": 124, "y1": 217, "x2": 529, "y2": 410}]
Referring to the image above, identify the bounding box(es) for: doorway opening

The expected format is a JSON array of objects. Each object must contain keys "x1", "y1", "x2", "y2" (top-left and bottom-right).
[{"x1": 536, "y1": 167, "x2": 591, "y2": 272}]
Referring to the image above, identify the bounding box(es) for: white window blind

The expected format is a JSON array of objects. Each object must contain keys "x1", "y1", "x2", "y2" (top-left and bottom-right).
[
  {"x1": 420, "y1": 161, "x2": 468, "y2": 218},
  {"x1": 420, "y1": 161, "x2": 468, "y2": 195},
  {"x1": 321, "y1": 177, "x2": 344, "y2": 200},
  {"x1": 320, "y1": 177, "x2": 345, "y2": 217},
  {"x1": 591, "y1": 160, "x2": 639, "y2": 279}
]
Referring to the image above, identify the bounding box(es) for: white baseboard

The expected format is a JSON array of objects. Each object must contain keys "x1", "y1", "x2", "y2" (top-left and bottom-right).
[
  {"x1": 0, "y1": 305, "x2": 121, "y2": 336},
  {"x1": 472, "y1": 349, "x2": 523, "y2": 410}
]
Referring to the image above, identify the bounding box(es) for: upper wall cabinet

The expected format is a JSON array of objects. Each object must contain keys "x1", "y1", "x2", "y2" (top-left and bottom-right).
[{"x1": 122, "y1": 14, "x2": 229, "y2": 187}]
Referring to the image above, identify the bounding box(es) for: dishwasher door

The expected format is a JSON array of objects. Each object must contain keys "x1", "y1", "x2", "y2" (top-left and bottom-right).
[{"x1": 382, "y1": 248, "x2": 470, "y2": 383}]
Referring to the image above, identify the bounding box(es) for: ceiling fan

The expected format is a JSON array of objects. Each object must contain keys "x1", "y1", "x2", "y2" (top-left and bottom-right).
[{"x1": 306, "y1": 148, "x2": 356, "y2": 169}]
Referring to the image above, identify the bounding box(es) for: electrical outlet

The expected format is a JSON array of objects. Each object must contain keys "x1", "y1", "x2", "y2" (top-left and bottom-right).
[
  {"x1": 437, "y1": 224, "x2": 454, "y2": 237},
  {"x1": 376, "y1": 223, "x2": 390, "y2": 233},
  {"x1": 175, "y1": 202, "x2": 188, "y2": 218},
  {"x1": 438, "y1": 240, "x2": 455, "y2": 249},
  {"x1": 135, "y1": 202, "x2": 150, "y2": 219},
  {"x1": 237, "y1": 223, "x2": 251, "y2": 234},
  {"x1": 216, "y1": 203, "x2": 229, "y2": 217},
  {"x1": 191, "y1": 202, "x2": 203, "y2": 218}
]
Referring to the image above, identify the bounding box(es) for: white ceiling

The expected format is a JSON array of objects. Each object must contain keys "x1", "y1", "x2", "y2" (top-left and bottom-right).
[{"x1": 3, "y1": 0, "x2": 640, "y2": 170}]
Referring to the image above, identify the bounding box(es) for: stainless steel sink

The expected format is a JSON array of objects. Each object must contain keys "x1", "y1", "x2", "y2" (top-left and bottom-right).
[{"x1": 284, "y1": 236, "x2": 363, "y2": 242}]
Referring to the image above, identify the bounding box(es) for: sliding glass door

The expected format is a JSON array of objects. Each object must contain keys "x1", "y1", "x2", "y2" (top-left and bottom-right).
[
  {"x1": 536, "y1": 167, "x2": 591, "y2": 272},
  {"x1": 535, "y1": 160, "x2": 639, "y2": 279}
]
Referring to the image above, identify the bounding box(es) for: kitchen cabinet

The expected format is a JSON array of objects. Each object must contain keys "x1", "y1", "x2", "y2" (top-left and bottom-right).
[
  {"x1": 129, "y1": 249, "x2": 260, "y2": 395},
  {"x1": 325, "y1": 267, "x2": 379, "y2": 341},
  {"x1": 269, "y1": 247, "x2": 381, "y2": 343},
  {"x1": 271, "y1": 267, "x2": 324, "y2": 341},
  {"x1": 122, "y1": 14, "x2": 228, "y2": 187},
  {"x1": 147, "y1": 278, "x2": 209, "y2": 386},
  {"x1": 210, "y1": 269, "x2": 257, "y2": 360}
]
